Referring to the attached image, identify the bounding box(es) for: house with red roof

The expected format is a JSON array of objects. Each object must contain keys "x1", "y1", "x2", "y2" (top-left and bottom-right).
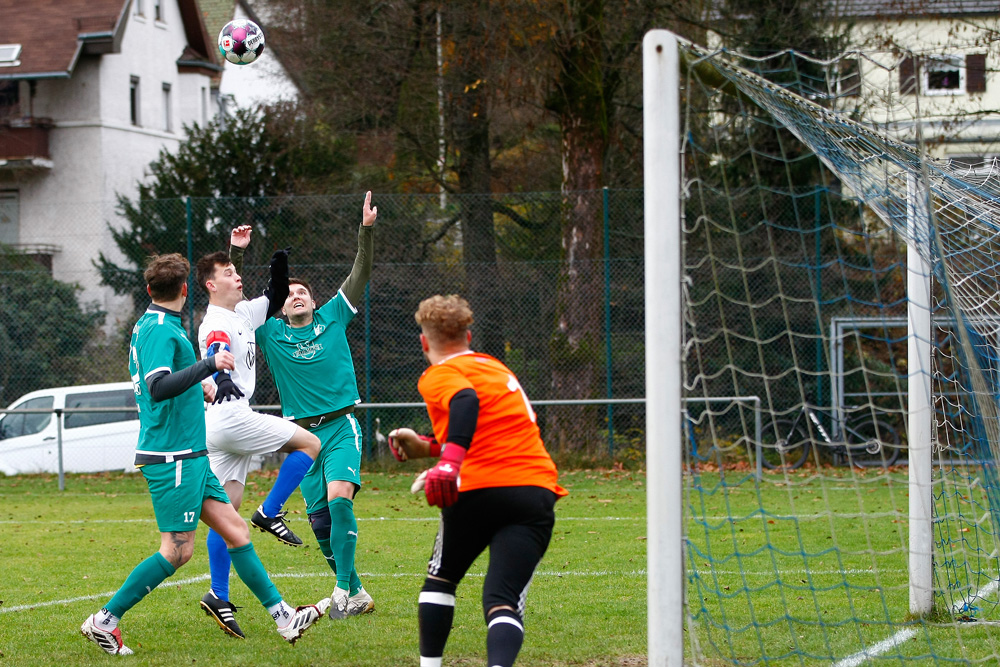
[{"x1": 0, "y1": 0, "x2": 221, "y2": 324}]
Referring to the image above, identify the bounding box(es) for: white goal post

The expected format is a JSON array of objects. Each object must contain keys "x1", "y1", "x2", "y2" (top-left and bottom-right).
[{"x1": 642, "y1": 29, "x2": 939, "y2": 665}]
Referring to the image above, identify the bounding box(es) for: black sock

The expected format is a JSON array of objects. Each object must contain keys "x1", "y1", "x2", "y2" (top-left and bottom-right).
[
  {"x1": 486, "y1": 609, "x2": 524, "y2": 667},
  {"x1": 418, "y1": 578, "x2": 457, "y2": 659}
]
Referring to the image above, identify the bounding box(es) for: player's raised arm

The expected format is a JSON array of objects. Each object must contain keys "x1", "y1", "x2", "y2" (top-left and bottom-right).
[
  {"x1": 229, "y1": 225, "x2": 251, "y2": 274},
  {"x1": 340, "y1": 191, "x2": 377, "y2": 308}
]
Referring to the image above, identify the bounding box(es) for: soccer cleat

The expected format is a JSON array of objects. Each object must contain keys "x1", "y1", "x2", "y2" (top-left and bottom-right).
[
  {"x1": 81, "y1": 614, "x2": 134, "y2": 656},
  {"x1": 346, "y1": 587, "x2": 375, "y2": 616},
  {"x1": 250, "y1": 505, "x2": 303, "y2": 547},
  {"x1": 328, "y1": 586, "x2": 350, "y2": 620},
  {"x1": 277, "y1": 601, "x2": 326, "y2": 644},
  {"x1": 200, "y1": 590, "x2": 245, "y2": 639}
]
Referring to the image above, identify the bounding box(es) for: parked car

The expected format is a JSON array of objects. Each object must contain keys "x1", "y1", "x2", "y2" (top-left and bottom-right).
[{"x1": 0, "y1": 382, "x2": 140, "y2": 475}]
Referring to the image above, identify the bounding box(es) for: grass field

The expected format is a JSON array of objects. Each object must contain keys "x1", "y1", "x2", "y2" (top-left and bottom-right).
[
  {"x1": 0, "y1": 468, "x2": 647, "y2": 666},
  {"x1": 6, "y1": 464, "x2": 999, "y2": 666}
]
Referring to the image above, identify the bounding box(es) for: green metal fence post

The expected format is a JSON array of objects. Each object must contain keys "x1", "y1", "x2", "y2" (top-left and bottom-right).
[
  {"x1": 186, "y1": 196, "x2": 194, "y2": 340},
  {"x1": 815, "y1": 188, "x2": 824, "y2": 407},
  {"x1": 604, "y1": 187, "x2": 614, "y2": 458},
  {"x1": 364, "y1": 281, "x2": 372, "y2": 460}
]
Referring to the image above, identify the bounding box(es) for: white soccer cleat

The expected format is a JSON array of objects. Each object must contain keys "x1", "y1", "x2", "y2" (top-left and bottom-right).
[
  {"x1": 346, "y1": 587, "x2": 376, "y2": 616},
  {"x1": 276, "y1": 602, "x2": 325, "y2": 645},
  {"x1": 328, "y1": 586, "x2": 349, "y2": 620},
  {"x1": 81, "y1": 614, "x2": 134, "y2": 656}
]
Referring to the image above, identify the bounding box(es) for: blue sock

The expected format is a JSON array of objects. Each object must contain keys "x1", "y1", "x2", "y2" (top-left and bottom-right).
[
  {"x1": 261, "y1": 450, "x2": 314, "y2": 517},
  {"x1": 207, "y1": 528, "x2": 231, "y2": 600}
]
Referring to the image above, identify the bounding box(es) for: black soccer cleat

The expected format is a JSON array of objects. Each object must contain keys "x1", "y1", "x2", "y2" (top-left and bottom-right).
[
  {"x1": 200, "y1": 590, "x2": 245, "y2": 639},
  {"x1": 250, "y1": 505, "x2": 304, "y2": 547}
]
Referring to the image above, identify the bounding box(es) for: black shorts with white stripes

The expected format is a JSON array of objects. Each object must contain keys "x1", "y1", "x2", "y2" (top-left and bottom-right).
[{"x1": 427, "y1": 485, "x2": 558, "y2": 620}]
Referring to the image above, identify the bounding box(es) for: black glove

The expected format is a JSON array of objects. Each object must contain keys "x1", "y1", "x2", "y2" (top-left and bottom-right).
[
  {"x1": 213, "y1": 374, "x2": 245, "y2": 404},
  {"x1": 264, "y1": 247, "x2": 292, "y2": 318},
  {"x1": 270, "y1": 246, "x2": 291, "y2": 274}
]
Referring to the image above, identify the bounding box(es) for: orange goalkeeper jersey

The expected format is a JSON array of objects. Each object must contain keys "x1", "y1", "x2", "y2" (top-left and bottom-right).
[{"x1": 418, "y1": 350, "x2": 567, "y2": 497}]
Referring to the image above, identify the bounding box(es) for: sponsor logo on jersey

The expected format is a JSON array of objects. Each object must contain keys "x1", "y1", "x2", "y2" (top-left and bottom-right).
[
  {"x1": 246, "y1": 341, "x2": 256, "y2": 368},
  {"x1": 293, "y1": 341, "x2": 323, "y2": 360},
  {"x1": 313, "y1": 324, "x2": 326, "y2": 336}
]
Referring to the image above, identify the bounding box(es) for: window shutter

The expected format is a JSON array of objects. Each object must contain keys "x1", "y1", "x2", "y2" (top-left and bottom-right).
[
  {"x1": 900, "y1": 56, "x2": 917, "y2": 94},
  {"x1": 967, "y1": 53, "x2": 987, "y2": 93}
]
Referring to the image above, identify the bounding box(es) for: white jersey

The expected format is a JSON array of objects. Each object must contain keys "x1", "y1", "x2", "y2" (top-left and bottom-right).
[{"x1": 198, "y1": 297, "x2": 269, "y2": 405}]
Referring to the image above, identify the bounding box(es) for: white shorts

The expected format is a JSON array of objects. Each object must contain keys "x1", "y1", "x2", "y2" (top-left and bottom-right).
[{"x1": 205, "y1": 402, "x2": 298, "y2": 485}]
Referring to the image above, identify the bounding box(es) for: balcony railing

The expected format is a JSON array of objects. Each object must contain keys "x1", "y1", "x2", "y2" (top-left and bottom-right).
[{"x1": 0, "y1": 117, "x2": 53, "y2": 165}]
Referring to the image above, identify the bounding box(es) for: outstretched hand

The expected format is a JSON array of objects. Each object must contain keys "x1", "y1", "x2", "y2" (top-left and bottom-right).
[
  {"x1": 362, "y1": 191, "x2": 377, "y2": 226},
  {"x1": 231, "y1": 225, "x2": 252, "y2": 249}
]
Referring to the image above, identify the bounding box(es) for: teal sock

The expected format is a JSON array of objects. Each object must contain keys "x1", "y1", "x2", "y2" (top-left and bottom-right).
[
  {"x1": 228, "y1": 543, "x2": 282, "y2": 608},
  {"x1": 315, "y1": 518, "x2": 363, "y2": 595},
  {"x1": 105, "y1": 552, "x2": 176, "y2": 618},
  {"x1": 327, "y1": 497, "x2": 358, "y2": 592}
]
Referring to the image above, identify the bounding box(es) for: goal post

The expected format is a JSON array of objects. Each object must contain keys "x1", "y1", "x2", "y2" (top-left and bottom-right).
[
  {"x1": 642, "y1": 29, "x2": 683, "y2": 667},
  {"x1": 645, "y1": 27, "x2": 1000, "y2": 666}
]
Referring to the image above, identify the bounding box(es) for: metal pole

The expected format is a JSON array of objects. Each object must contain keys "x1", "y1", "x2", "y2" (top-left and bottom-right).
[
  {"x1": 604, "y1": 186, "x2": 614, "y2": 457},
  {"x1": 643, "y1": 29, "x2": 682, "y2": 667},
  {"x1": 907, "y1": 173, "x2": 934, "y2": 615},
  {"x1": 185, "y1": 196, "x2": 195, "y2": 339},
  {"x1": 364, "y1": 282, "x2": 372, "y2": 460},
  {"x1": 815, "y1": 188, "x2": 823, "y2": 408},
  {"x1": 56, "y1": 408, "x2": 64, "y2": 491}
]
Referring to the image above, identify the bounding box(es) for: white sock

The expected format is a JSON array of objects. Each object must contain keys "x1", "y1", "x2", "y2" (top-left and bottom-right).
[
  {"x1": 267, "y1": 600, "x2": 296, "y2": 628},
  {"x1": 95, "y1": 607, "x2": 119, "y2": 631},
  {"x1": 420, "y1": 658, "x2": 443, "y2": 667}
]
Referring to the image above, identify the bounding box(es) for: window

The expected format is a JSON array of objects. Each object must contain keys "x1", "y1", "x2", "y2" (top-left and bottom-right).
[
  {"x1": 162, "y1": 82, "x2": 171, "y2": 131},
  {"x1": 64, "y1": 390, "x2": 138, "y2": 429},
  {"x1": 134, "y1": 0, "x2": 145, "y2": 16},
  {"x1": 200, "y1": 86, "x2": 207, "y2": 125},
  {"x1": 130, "y1": 76, "x2": 140, "y2": 126},
  {"x1": 154, "y1": 0, "x2": 162, "y2": 21},
  {"x1": 837, "y1": 58, "x2": 861, "y2": 98},
  {"x1": 0, "y1": 80, "x2": 17, "y2": 120},
  {"x1": 0, "y1": 396, "x2": 53, "y2": 439},
  {"x1": 0, "y1": 44, "x2": 21, "y2": 67},
  {"x1": 0, "y1": 190, "x2": 18, "y2": 245},
  {"x1": 924, "y1": 55, "x2": 964, "y2": 95}
]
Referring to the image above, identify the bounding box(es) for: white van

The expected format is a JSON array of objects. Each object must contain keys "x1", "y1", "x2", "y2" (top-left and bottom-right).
[{"x1": 0, "y1": 382, "x2": 141, "y2": 475}]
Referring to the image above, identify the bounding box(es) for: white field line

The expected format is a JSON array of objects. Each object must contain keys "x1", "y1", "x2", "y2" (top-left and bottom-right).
[
  {"x1": 0, "y1": 515, "x2": 641, "y2": 525},
  {"x1": 0, "y1": 569, "x2": 648, "y2": 614},
  {"x1": 829, "y1": 578, "x2": 1000, "y2": 666},
  {"x1": 831, "y1": 628, "x2": 919, "y2": 667},
  {"x1": 952, "y1": 577, "x2": 1000, "y2": 613}
]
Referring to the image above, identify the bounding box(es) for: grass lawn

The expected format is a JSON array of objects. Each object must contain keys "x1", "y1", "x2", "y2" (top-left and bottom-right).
[{"x1": 0, "y1": 468, "x2": 647, "y2": 666}]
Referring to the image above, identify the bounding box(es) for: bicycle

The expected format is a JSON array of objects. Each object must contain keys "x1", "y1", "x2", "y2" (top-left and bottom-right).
[{"x1": 760, "y1": 405, "x2": 902, "y2": 470}]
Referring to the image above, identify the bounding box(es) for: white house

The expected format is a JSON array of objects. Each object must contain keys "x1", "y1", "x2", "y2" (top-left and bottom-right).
[
  {"x1": 214, "y1": 0, "x2": 300, "y2": 109},
  {"x1": 834, "y1": 0, "x2": 1000, "y2": 163},
  {"x1": 0, "y1": 0, "x2": 222, "y2": 328}
]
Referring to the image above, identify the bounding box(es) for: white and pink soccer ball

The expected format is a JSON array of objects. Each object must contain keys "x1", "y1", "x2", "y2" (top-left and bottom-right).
[{"x1": 218, "y1": 19, "x2": 265, "y2": 66}]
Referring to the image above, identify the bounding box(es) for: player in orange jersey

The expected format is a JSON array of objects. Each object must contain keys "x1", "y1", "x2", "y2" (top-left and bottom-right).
[{"x1": 388, "y1": 294, "x2": 568, "y2": 667}]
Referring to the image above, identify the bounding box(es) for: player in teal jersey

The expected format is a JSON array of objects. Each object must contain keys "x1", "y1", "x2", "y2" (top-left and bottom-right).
[
  {"x1": 80, "y1": 253, "x2": 327, "y2": 656},
  {"x1": 257, "y1": 191, "x2": 377, "y2": 619}
]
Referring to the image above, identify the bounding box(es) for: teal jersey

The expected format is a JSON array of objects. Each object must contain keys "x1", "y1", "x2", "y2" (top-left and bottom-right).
[
  {"x1": 257, "y1": 290, "x2": 361, "y2": 419},
  {"x1": 128, "y1": 307, "x2": 207, "y2": 454}
]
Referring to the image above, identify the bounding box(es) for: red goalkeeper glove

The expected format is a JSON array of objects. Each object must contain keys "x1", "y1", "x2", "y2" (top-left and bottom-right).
[
  {"x1": 388, "y1": 431, "x2": 440, "y2": 462},
  {"x1": 424, "y1": 443, "x2": 467, "y2": 508}
]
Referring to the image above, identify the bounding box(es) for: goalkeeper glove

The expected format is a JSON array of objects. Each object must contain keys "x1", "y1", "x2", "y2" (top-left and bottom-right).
[
  {"x1": 213, "y1": 375, "x2": 245, "y2": 404},
  {"x1": 388, "y1": 430, "x2": 440, "y2": 461},
  {"x1": 424, "y1": 443, "x2": 466, "y2": 508}
]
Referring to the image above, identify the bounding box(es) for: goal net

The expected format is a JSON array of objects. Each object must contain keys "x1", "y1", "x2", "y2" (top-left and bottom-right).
[{"x1": 645, "y1": 31, "x2": 1000, "y2": 665}]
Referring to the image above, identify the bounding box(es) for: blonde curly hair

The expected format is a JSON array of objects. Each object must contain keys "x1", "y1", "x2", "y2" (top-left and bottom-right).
[{"x1": 415, "y1": 294, "x2": 474, "y2": 345}]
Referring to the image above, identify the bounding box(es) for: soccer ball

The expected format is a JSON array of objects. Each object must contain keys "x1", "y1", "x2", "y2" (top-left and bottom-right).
[{"x1": 218, "y1": 19, "x2": 265, "y2": 66}]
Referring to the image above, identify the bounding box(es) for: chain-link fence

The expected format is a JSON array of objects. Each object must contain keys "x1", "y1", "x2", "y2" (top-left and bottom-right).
[{"x1": 1, "y1": 189, "x2": 647, "y2": 469}]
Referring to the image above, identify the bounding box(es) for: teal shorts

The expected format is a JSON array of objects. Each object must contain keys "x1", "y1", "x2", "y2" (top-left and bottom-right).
[
  {"x1": 300, "y1": 413, "x2": 363, "y2": 514},
  {"x1": 140, "y1": 455, "x2": 230, "y2": 532}
]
